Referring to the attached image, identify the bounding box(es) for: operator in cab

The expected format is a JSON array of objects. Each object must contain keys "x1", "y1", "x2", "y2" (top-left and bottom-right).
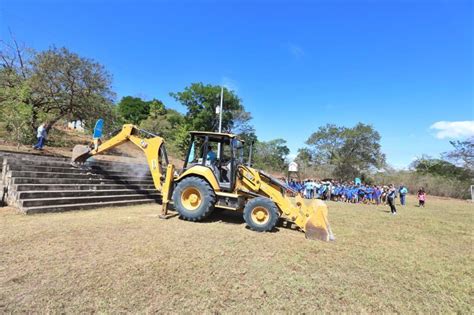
[{"x1": 206, "y1": 145, "x2": 217, "y2": 163}]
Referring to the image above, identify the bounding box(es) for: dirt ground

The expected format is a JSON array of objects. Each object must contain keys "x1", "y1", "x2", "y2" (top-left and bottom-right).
[{"x1": 0, "y1": 196, "x2": 472, "y2": 313}]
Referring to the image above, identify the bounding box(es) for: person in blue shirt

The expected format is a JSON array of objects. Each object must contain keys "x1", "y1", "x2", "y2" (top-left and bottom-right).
[
  {"x1": 399, "y1": 185, "x2": 408, "y2": 206},
  {"x1": 366, "y1": 186, "x2": 374, "y2": 204},
  {"x1": 206, "y1": 146, "x2": 217, "y2": 163},
  {"x1": 304, "y1": 181, "x2": 314, "y2": 199},
  {"x1": 351, "y1": 187, "x2": 358, "y2": 203},
  {"x1": 342, "y1": 187, "x2": 349, "y2": 202},
  {"x1": 346, "y1": 188, "x2": 353, "y2": 203},
  {"x1": 358, "y1": 186, "x2": 366, "y2": 203},
  {"x1": 318, "y1": 184, "x2": 326, "y2": 200}
]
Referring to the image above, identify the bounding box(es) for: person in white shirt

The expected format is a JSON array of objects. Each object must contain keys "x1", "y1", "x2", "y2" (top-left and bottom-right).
[{"x1": 33, "y1": 123, "x2": 48, "y2": 150}]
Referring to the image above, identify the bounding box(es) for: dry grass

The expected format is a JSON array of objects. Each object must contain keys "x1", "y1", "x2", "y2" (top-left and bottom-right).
[{"x1": 0, "y1": 196, "x2": 472, "y2": 313}]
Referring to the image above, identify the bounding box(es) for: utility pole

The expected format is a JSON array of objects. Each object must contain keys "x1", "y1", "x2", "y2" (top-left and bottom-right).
[
  {"x1": 217, "y1": 86, "x2": 224, "y2": 158},
  {"x1": 218, "y1": 86, "x2": 223, "y2": 133}
]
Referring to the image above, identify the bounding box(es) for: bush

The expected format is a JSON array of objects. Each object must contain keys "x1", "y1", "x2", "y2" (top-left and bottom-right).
[{"x1": 373, "y1": 171, "x2": 471, "y2": 199}]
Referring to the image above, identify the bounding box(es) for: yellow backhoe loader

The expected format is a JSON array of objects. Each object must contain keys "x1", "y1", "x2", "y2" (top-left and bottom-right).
[{"x1": 72, "y1": 124, "x2": 334, "y2": 241}]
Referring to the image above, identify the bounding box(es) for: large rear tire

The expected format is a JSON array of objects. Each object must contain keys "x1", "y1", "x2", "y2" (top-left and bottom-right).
[
  {"x1": 172, "y1": 177, "x2": 216, "y2": 221},
  {"x1": 243, "y1": 197, "x2": 279, "y2": 232}
]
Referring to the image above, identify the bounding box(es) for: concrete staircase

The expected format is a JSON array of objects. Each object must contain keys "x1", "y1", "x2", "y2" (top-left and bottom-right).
[{"x1": 0, "y1": 151, "x2": 161, "y2": 214}]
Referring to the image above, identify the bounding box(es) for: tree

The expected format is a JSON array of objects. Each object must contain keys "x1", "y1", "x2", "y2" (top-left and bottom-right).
[
  {"x1": 238, "y1": 131, "x2": 258, "y2": 162},
  {"x1": 117, "y1": 96, "x2": 152, "y2": 125},
  {"x1": 28, "y1": 47, "x2": 114, "y2": 131},
  {"x1": 295, "y1": 148, "x2": 312, "y2": 165},
  {"x1": 303, "y1": 123, "x2": 386, "y2": 180},
  {"x1": 0, "y1": 41, "x2": 115, "y2": 136},
  {"x1": 304, "y1": 124, "x2": 345, "y2": 165},
  {"x1": 442, "y1": 139, "x2": 474, "y2": 170},
  {"x1": 170, "y1": 82, "x2": 253, "y2": 154},
  {"x1": 253, "y1": 139, "x2": 290, "y2": 172},
  {"x1": 170, "y1": 82, "x2": 250, "y2": 133},
  {"x1": 411, "y1": 157, "x2": 473, "y2": 182},
  {"x1": 0, "y1": 79, "x2": 33, "y2": 145},
  {"x1": 139, "y1": 102, "x2": 185, "y2": 155}
]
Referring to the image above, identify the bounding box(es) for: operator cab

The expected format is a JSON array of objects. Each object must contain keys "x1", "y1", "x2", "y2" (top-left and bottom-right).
[{"x1": 183, "y1": 131, "x2": 245, "y2": 191}]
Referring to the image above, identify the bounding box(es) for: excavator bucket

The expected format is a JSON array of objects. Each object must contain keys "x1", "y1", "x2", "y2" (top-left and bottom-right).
[
  {"x1": 71, "y1": 145, "x2": 92, "y2": 164},
  {"x1": 296, "y1": 196, "x2": 335, "y2": 241}
]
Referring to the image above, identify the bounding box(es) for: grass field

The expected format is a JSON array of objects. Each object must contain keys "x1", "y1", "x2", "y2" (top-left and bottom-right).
[{"x1": 0, "y1": 196, "x2": 472, "y2": 313}]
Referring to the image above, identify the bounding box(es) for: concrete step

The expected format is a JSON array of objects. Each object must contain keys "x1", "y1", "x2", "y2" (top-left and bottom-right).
[
  {"x1": 21, "y1": 193, "x2": 161, "y2": 207},
  {"x1": 3, "y1": 155, "x2": 148, "y2": 171},
  {"x1": 23, "y1": 198, "x2": 161, "y2": 214},
  {"x1": 8, "y1": 170, "x2": 152, "y2": 181},
  {"x1": 12, "y1": 177, "x2": 154, "y2": 185},
  {"x1": 0, "y1": 151, "x2": 148, "y2": 167},
  {"x1": 6, "y1": 164, "x2": 152, "y2": 178},
  {"x1": 14, "y1": 183, "x2": 156, "y2": 192},
  {"x1": 3, "y1": 158, "x2": 80, "y2": 169},
  {"x1": 0, "y1": 152, "x2": 70, "y2": 162},
  {"x1": 88, "y1": 162, "x2": 149, "y2": 172},
  {"x1": 18, "y1": 189, "x2": 158, "y2": 199},
  {"x1": 1, "y1": 150, "x2": 160, "y2": 213}
]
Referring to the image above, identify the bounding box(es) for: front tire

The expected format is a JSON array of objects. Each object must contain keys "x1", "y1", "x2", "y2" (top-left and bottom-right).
[
  {"x1": 243, "y1": 197, "x2": 279, "y2": 232},
  {"x1": 172, "y1": 177, "x2": 216, "y2": 221}
]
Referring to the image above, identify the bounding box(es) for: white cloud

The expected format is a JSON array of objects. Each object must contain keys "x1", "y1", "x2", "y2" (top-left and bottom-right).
[
  {"x1": 430, "y1": 120, "x2": 474, "y2": 139},
  {"x1": 287, "y1": 43, "x2": 305, "y2": 58}
]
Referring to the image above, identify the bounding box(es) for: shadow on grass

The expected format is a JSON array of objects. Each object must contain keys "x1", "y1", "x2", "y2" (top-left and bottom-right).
[
  {"x1": 203, "y1": 209, "x2": 245, "y2": 225},
  {"x1": 197, "y1": 209, "x2": 303, "y2": 234}
]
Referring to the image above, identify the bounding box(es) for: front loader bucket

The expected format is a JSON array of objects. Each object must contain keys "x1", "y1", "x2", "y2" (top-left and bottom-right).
[
  {"x1": 298, "y1": 197, "x2": 335, "y2": 242},
  {"x1": 71, "y1": 145, "x2": 92, "y2": 164}
]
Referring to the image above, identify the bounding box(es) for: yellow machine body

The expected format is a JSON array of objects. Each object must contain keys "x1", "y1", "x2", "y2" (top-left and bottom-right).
[
  {"x1": 177, "y1": 166, "x2": 221, "y2": 192},
  {"x1": 72, "y1": 124, "x2": 334, "y2": 241},
  {"x1": 236, "y1": 165, "x2": 334, "y2": 241}
]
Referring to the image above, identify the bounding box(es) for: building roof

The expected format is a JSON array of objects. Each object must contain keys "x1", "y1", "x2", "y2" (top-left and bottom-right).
[{"x1": 189, "y1": 131, "x2": 242, "y2": 141}]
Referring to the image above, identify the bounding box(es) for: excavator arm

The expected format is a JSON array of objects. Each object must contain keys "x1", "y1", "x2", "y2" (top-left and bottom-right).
[
  {"x1": 71, "y1": 124, "x2": 175, "y2": 214},
  {"x1": 237, "y1": 165, "x2": 334, "y2": 241}
]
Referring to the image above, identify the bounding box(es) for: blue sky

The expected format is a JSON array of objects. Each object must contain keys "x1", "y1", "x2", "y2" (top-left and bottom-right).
[{"x1": 1, "y1": 0, "x2": 473, "y2": 168}]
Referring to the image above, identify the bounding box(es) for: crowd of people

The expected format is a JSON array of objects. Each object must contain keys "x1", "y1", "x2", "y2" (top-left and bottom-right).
[{"x1": 285, "y1": 179, "x2": 427, "y2": 212}]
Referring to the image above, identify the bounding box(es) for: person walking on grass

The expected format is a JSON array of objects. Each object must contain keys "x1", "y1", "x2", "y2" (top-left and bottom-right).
[
  {"x1": 387, "y1": 184, "x2": 397, "y2": 215},
  {"x1": 399, "y1": 184, "x2": 408, "y2": 206},
  {"x1": 418, "y1": 188, "x2": 426, "y2": 208},
  {"x1": 33, "y1": 123, "x2": 48, "y2": 150}
]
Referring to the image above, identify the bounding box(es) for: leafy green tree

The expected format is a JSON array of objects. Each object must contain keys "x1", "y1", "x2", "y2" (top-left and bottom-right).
[
  {"x1": 29, "y1": 47, "x2": 114, "y2": 131},
  {"x1": 137, "y1": 98, "x2": 186, "y2": 156},
  {"x1": 303, "y1": 123, "x2": 385, "y2": 180},
  {"x1": 411, "y1": 157, "x2": 473, "y2": 182},
  {"x1": 295, "y1": 147, "x2": 312, "y2": 166},
  {"x1": 253, "y1": 139, "x2": 290, "y2": 172},
  {"x1": 170, "y1": 82, "x2": 253, "y2": 154},
  {"x1": 140, "y1": 108, "x2": 185, "y2": 148},
  {"x1": 442, "y1": 139, "x2": 474, "y2": 170},
  {"x1": 0, "y1": 41, "x2": 115, "y2": 135},
  {"x1": 117, "y1": 96, "x2": 152, "y2": 125},
  {"x1": 239, "y1": 131, "x2": 258, "y2": 163},
  {"x1": 170, "y1": 82, "x2": 250, "y2": 132},
  {"x1": 0, "y1": 78, "x2": 33, "y2": 145}
]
